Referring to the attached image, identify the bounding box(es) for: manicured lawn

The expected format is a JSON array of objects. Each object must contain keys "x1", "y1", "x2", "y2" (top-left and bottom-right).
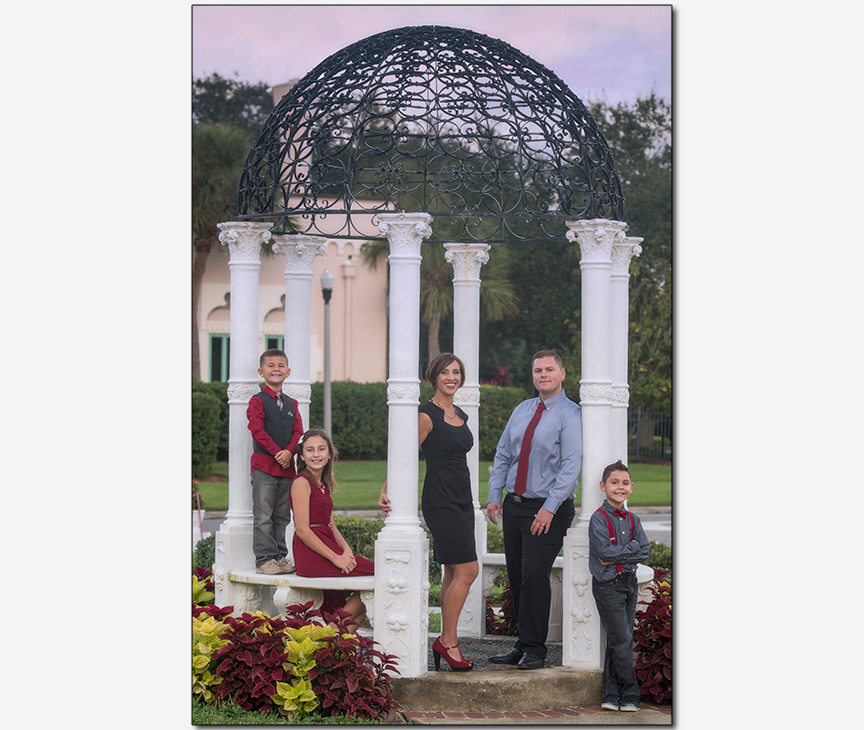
[
  {"x1": 626, "y1": 463, "x2": 672, "y2": 506},
  {"x1": 196, "y1": 460, "x2": 670, "y2": 511}
]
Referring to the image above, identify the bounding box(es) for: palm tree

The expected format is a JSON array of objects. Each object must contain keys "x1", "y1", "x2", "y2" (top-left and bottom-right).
[
  {"x1": 363, "y1": 237, "x2": 519, "y2": 359},
  {"x1": 191, "y1": 123, "x2": 251, "y2": 379}
]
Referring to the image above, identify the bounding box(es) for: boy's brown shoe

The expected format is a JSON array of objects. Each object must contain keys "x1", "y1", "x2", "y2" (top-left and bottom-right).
[
  {"x1": 277, "y1": 558, "x2": 296, "y2": 574},
  {"x1": 256, "y1": 559, "x2": 283, "y2": 575}
]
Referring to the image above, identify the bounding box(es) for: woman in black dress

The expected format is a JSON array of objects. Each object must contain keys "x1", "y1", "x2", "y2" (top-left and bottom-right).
[{"x1": 378, "y1": 353, "x2": 479, "y2": 671}]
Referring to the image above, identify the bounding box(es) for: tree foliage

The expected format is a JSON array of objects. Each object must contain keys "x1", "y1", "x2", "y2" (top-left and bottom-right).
[
  {"x1": 480, "y1": 94, "x2": 672, "y2": 410},
  {"x1": 192, "y1": 73, "x2": 273, "y2": 379},
  {"x1": 192, "y1": 123, "x2": 253, "y2": 379},
  {"x1": 192, "y1": 72, "x2": 273, "y2": 137},
  {"x1": 590, "y1": 93, "x2": 671, "y2": 411}
]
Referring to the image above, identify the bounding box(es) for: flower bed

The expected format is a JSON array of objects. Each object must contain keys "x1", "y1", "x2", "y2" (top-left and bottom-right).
[{"x1": 193, "y1": 569, "x2": 401, "y2": 722}]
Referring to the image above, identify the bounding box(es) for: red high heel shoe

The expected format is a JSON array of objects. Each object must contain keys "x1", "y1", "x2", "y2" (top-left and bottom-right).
[{"x1": 432, "y1": 636, "x2": 473, "y2": 671}]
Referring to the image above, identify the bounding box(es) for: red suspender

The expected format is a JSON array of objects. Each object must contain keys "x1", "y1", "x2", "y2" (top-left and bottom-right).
[{"x1": 595, "y1": 509, "x2": 635, "y2": 574}]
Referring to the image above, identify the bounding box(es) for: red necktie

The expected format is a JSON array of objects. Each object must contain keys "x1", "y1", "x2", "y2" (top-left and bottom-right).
[{"x1": 514, "y1": 401, "x2": 545, "y2": 495}]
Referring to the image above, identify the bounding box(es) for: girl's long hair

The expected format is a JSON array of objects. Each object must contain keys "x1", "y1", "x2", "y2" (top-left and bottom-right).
[{"x1": 295, "y1": 428, "x2": 339, "y2": 494}]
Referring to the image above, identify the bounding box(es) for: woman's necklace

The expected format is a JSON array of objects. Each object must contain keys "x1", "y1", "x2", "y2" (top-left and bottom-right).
[{"x1": 432, "y1": 397, "x2": 460, "y2": 424}]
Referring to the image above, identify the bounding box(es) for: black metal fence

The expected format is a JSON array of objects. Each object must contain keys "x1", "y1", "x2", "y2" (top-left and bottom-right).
[{"x1": 628, "y1": 408, "x2": 672, "y2": 463}]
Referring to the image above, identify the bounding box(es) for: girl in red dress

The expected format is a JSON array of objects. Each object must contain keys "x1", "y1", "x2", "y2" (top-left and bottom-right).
[{"x1": 289, "y1": 428, "x2": 373, "y2": 633}]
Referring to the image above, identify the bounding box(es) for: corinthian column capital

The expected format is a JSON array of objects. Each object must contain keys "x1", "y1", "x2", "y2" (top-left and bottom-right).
[
  {"x1": 217, "y1": 221, "x2": 272, "y2": 262},
  {"x1": 611, "y1": 236, "x2": 644, "y2": 276},
  {"x1": 566, "y1": 219, "x2": 628, "y2": 265},
  {"x1": 378, "y1": 212, "x2": 432, "y2": 259},
  {"x1": 271, "y1": 234, "x2": 328, "y2": 273},
  {"x1": 443, "y1": 242, "x2": 490, "y2": 281}
]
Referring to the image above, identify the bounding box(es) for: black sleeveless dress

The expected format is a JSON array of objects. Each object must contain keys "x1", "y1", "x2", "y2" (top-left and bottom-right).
[{"x1": 419, "y1": 400, "x2": 477, "y2": 565}]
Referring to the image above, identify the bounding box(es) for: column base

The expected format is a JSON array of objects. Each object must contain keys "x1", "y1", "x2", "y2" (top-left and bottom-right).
[
  {"x1": 561, "y1": 523, "x2": 603, "y2": 669},
  {"x1": 213, "y1": 522, "x2": 263, "y2": 614},
  {"x1": 373, "y1": 527, "x2": 430, "y2": 677}
]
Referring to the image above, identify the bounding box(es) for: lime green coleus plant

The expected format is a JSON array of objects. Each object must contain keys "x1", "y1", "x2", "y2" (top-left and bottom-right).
[
  {"x1": 272, "y1": 623, "x2": 341, "y2": 718},
  {"x1": 273, "y1": 676, "x2": 319, "y2": 717},
  {"x1": 193, "y1": 575, "x2": 214, "y2": 605},
  {"x1": 192, "y1": 614, "x2": 229, "y2": 702}
]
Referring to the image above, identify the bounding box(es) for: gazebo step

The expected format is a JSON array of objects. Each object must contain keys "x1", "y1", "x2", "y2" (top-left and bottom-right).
[{"x1": 391, "y1": 667, "x2": 603, "y2": 712}]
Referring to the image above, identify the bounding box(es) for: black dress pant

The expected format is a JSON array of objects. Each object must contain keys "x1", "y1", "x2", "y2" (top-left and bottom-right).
[
  {"x1": 502, "y1": 494, "x2": 575, "y2": 658},
  {"x1": 592, "y1": 571, "x2": 640, "y2": 702}
]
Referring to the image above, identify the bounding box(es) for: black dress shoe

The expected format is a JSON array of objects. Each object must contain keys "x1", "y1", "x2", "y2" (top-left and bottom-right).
[
  {"x1": 488, "y1": 648, "x2": 523, "y2": 665},
  {"x1": 517, "y1": 652, "x2": 545, "y2": 670}
]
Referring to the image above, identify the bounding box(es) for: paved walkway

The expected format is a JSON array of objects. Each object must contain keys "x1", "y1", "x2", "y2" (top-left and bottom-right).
[{"x1": 400, "y1": 704, "x2": 672, "y2": 724}]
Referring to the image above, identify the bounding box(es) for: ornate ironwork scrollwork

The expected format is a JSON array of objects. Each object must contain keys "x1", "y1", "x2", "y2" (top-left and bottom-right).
[{"x1": 235, "y1": 25, "x2": 625, "y2": 243}]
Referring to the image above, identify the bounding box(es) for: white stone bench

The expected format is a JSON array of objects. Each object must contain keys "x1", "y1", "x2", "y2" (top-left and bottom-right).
[{"x1": 227, "y1": 569, "x2": 375, "y2": 627}]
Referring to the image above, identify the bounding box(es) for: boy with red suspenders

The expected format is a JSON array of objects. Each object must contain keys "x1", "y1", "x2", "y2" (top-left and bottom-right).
[{"x1": 589, "y1": 460, "x2": 651, "y2": 712}]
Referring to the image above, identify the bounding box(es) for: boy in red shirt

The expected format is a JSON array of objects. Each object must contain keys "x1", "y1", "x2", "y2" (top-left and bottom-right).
[{"x1": 246, "y1": 349, "x2": 304, "y2": 574}]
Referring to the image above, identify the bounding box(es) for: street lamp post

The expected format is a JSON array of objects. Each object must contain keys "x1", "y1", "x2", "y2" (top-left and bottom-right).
[{"x1": 320, "y1": 269, "x2": 334, "y2": 436}]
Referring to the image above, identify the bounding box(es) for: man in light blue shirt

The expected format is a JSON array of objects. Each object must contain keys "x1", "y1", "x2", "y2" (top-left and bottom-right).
[{"x1": 486, "y1": 350, "x2": 582, "y2": 669}]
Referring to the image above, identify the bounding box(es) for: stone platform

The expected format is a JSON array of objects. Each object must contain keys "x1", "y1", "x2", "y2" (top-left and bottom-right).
[
  {"x1": 390, "y1": 636, "x2": 672, "y2": 724},
  {"x1": 392, "y1": 635, "x2": 601, "y2": 712}
]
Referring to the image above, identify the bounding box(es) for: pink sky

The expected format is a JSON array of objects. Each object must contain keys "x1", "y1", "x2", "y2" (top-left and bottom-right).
[{"x1": 192, "y1": 4, "x2": 671, "y2": 104}]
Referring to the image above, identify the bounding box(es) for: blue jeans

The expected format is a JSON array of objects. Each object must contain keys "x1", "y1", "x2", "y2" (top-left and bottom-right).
[
  {"x1": 251, "y1": 470, "x2": 293, "y2": 567},
  {"x1": 592, "y1": 571, "x2": 640, "y2": 703}
]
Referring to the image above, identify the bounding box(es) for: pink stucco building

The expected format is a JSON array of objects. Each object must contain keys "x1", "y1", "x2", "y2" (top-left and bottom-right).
[{"x1": 196, "y1": 81, "x2": 389, "y2": 384}]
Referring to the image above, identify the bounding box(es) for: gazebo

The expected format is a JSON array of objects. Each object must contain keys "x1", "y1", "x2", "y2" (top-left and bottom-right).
[{"x1": 212, "y1": 25, "x2": 647, "y2": 678}]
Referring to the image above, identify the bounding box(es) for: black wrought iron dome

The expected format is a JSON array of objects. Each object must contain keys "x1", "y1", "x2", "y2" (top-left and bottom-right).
[{"x1": 235, "y1": 25, "x2": 625, "y2": 243}]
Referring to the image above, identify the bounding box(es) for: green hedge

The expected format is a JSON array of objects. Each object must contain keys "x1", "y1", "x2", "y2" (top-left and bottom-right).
[
  {"x1": 309, "y1": 381, "x2": 529, "y2": 461},
  {"x1": 646, "y1": 539, "x2": 672, "y2": 577},
  {"x1": 195, "y1": 534, "x2": 217, "y2": 570},
  {"x1": 331, "y1": 515, "x2": 382, "y2": 562},
  {"x1": 332, "y1": 515, "x2": 441, "y2": 586},
  {"x1": 309, "y1": 382, "x2": 389, "y2": 460},
  {"x1": 193, "y1": 381, "x2": 230, "y2": 460},
  {"x1": 192, "y1": 389, "x2": 223, "y2": 477},
  {"x1": 194, "y1": 380, "x2": 531, "y2": 463},
  {"x1": 475, "y1": 385, "x2": 532, "y2": 460}
]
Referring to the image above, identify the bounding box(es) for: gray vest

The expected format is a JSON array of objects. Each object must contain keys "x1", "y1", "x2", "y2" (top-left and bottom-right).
[{"x1": 252, "y1": 391, "x2": 297, "y2": 453}]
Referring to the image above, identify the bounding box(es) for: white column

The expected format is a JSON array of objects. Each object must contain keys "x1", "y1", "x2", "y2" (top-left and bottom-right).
[
  {"x1": 373, "y1": 212, "x2": 432, "y2": 677},
  {"x1": 213, "y1": 221, "x2": 271, "y2": 613},
  {"x1": 444, "y1": 242, "x2": 490, "y2": 638},
  {"x1": 561, "y1": 218, "x2": 628, "y2": 668},
  {"x1": 611, "y1": 237, "x2": 643, "y2": 463},
  {"x1": 342, "y1": 255, "x2": 357, "y2": 379},
  {"x1": 272, "y1": 235, "x2": 328, "y2": 428}
]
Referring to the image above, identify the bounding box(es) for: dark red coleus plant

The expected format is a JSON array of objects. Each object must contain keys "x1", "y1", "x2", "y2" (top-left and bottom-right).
[
  {"x1": 633, "y1": 569, "x2": 672, "y2": 705},
  {"x1": 211, "y1": 612, "x2": 293, "y2": 712},
  {"x1": 284, "y1": 604, "x2": 402, "y2": 722},
  {"x1": 485, "y1": 578, "x2": 517, "y2": 636}
]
